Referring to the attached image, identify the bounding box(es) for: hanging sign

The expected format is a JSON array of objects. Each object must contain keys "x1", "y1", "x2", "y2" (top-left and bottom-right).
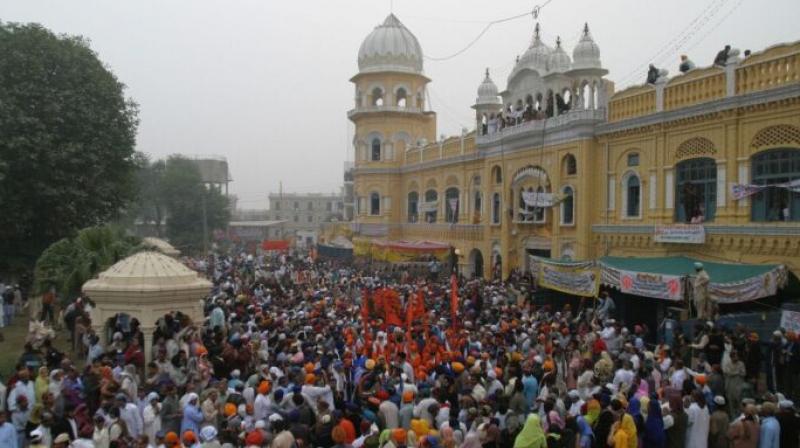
[
  {"x1": 538, "y1": 260, "x2": 599, "y2": 297},
  {"x1": 654, "y1": 224, "x2": 706, "y2": 244},
  {"x1": 448, "y1": 198, "x2": 459, "y2": 213},
  {"x1": 731, "y1": 183, "x2": 766, "y2": 201},
  {"x1": 522, "y1": 191, "x2": 556, "y2": 208},
  {"x1": 418, "y1": 202, "x2": 438, "y2": 213},
  {"x1": 780, "y1": 310, "x2": 800, "y2": 333},
  {"x1": 618, "y1": 270, "x2": 683, "y2": 301}
]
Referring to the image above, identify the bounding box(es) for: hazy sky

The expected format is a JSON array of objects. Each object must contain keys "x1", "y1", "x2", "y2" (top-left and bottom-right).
[{"x1": 2, "y1": 0, "x2": 798, "y2": 209}]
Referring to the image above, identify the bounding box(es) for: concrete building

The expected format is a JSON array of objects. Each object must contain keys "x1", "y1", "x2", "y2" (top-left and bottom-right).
[
  {"x1": 348, "y1": 14, "x2": 800, "y2": 279},
  {"x1": 262, "y1": 193, "x2": 345, "y2": 247}
]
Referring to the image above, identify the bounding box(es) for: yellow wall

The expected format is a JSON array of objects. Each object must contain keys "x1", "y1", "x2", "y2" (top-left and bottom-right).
[{"x1": 350, "y1": 41, "x2": 800, "y2": 279}]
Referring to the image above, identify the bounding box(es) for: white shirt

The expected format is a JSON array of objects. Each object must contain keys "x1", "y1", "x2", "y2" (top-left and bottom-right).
[{"x1": 613, "y1": 368, "x2": 634, "y2": 391}]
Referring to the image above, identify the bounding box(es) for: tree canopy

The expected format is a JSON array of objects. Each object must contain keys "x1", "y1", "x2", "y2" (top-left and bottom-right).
[
  {"x1": 130, "y1": 155, "x2": 230, "y2": 254},
  {"x1": 0, "y1": 22, "x2": 139, "y2": 272}
]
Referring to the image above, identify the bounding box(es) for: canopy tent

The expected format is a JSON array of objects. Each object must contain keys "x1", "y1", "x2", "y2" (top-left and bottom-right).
[
  {"x1": 317, "y1": 243, "x2": 353, "y2": 260},
  {"x1": 600, "y1": 256, "x2": 788, "y2": 304},
  {"x1": 354, "y1": 238, "x2": 450, "y2": 262}
]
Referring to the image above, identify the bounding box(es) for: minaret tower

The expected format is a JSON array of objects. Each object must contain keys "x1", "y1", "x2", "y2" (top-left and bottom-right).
[{"x1": 348, "y1": 14, "x2": 436, "y2": 234}]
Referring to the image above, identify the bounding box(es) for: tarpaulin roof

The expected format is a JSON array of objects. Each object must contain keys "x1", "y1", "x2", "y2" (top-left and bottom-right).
[
  {"x1": 261, "y1": 240, "x2": 290, "y2": 251},
  {"x1": 599, "y1": 256, "x2": 777, "y2": 284}
]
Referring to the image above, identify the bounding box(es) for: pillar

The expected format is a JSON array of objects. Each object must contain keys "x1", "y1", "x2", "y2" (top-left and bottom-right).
[{"x1": 142, "y1": 327, "x2": 155, "y2": 365}]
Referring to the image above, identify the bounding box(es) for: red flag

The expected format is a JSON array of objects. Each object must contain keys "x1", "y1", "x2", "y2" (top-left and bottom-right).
[
  {"x1": 361, "y1": 289, "x2": 371, "y2": 355},
  {"x1": 450, "y1": 274, "x2": 459, "y2": 328}
]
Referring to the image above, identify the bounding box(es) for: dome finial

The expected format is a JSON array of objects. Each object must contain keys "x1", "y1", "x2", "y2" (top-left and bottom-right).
[
  {"x1": 485, "y1": 67, "x2": 490, "y2": 77},
  {"x1": 534, "y1": 22, "x2": 541, "y2": 40},
  {"x1": 583, "y1": 22, "x2": 589, "y2": 35},
  {"x1": 556, "y1": 36, "x2": 562, "y2": 48}
]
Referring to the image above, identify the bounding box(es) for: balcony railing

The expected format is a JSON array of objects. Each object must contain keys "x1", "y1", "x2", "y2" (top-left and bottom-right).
[
  {"x1": 400, "y1": 223, "x2": 484, "y2": 241},
  {"x1": 347, "y1": 105, "x2": 424, "y2": 118},
  {"x1": 475, "y1": 109, "x2": 606, "y2": 145}
]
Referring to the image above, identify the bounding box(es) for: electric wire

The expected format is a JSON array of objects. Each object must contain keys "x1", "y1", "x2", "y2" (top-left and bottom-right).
[
  {"x1": 424, "y1": 0, "x2": 554, "y2": 62},
  {"x1": 616, "y1": 0, "x2": 731, "y2": 86}
]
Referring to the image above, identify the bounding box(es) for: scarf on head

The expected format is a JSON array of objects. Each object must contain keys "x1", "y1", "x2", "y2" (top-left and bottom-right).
[{"x1": 513, "y1": 415, "x2": 546, "y2": 448}]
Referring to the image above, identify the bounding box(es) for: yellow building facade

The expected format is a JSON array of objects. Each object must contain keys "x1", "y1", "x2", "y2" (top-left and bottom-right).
[{"x1": 349, "y1": 14, "x2": 800, "y2": 279}]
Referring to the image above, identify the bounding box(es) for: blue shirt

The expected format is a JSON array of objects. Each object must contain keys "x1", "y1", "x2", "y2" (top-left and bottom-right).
[
  {"x1": 0, "y1": 422, "x2": 17, "y2": 448},
  {"x1": 522, "y1": 375, "x2": 539, "y2": 412},
  {"x1": 759, "y1": 416, "x2": 780, "y2": 448}
]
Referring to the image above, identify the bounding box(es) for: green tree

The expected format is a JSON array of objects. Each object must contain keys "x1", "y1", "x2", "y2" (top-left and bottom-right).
[
  {"x1": 33, "y1": 225, "x2": 141, "y2": 299},
  {"x1": 0, "y1": 23, "x2": 139, "y2": 272},
  {"x1": 160, "y1": 156, "x2": 230, "y2": 254}
]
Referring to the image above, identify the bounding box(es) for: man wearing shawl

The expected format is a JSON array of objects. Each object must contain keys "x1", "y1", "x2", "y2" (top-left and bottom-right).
[{"x1": 181, "y1": 393, "x2": 203, "y2": 436}]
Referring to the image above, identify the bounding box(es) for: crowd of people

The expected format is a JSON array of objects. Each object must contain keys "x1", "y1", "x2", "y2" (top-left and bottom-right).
[{"x1": 1, "y1": 250, "x2": 799, "y2": 448}]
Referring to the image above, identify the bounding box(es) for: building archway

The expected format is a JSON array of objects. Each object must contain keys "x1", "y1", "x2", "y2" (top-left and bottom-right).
[{"x1": 468, "y1": 249, "x2": 484, "y2": 279}]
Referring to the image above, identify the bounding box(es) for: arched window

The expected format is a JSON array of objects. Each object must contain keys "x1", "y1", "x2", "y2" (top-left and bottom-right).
[
  {"x1": 751, "y1": 148, "x2": 800, "y2": 222},
  {"x1": 369, "y1": 193, "x2": 381, "y2": 215},
  {"x1": 492, "y1": 166, "x2": 502, "y2": 184},
  {"x1": 561, "y1": 186, "x2": 574, "y2": 225},
  {"x1": 492, "y1": 193, "x2": 501, "y2": 224},
  {"x1": 445, "y1": 188, "x2": 459, "y2": 223},
  {"x1": 396, "y1": 88, "x2": 407, "y2": 107},
  {"x1": 371, "y1": 87, "x2": 384, "y2": 106},
  {"x1": 563, "y1": 154, "x2": 577, "y2": 176},
  {"x1": 676, "y1": 158, "x2": 716, "y2": 222},
  {"x1": 424, "y1": 189, "x2": 438, "y2": 223},
  {"x1": 371, "y1": 139, "x2": 381, "y2": 161},
  {"x1": 407, "y1": 191, "x2": 419, "y2": 223},
  {"x1": 473, "y1": 190, "x2": 482, "y2": 222},
  {"x1": 625, "y1": 174, "x2": 641, "y2": 217}
]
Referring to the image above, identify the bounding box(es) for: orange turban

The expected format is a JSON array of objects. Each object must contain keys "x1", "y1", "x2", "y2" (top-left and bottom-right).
[
  {"x1": 224, "y1": 403, "x2": 237, "y2": 417},
  {"x1": 305, "y1": 362, "x2": 315, "y2": 374},
  {"x1": 258, "y1": 381, "x2": 270, "y2": 395},
  {"x1": 393, "y1": 428, "x2": 407, "y2": 444},
  {"x1": 165, "y1": 432, "x2": 179, "y2": 444},
  {"x1": 695, "y1": 374, "x2": 706, "y2": 385},
  {"x1": 451, "y1": 362, "x2": 464, "y2": 373},
  {"x1": 305, "y1": 373, "x2": 317, "y2": 384},
  {"x1": 402, "y1": 391, "x2": 414, "y2": 403},
  {"x1": 332, "y1": 425, "x2": 347, "y2": 444}
]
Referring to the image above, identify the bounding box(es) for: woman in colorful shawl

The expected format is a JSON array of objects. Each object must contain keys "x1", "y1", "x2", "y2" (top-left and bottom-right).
[
  {"x1": 627, "y1": 398, "x2": 645, "y2": 447},
  {"x1": 584, "y1": 399, "x2": 601, "y2": 426},
  {"x1": 643, "y1": 396, "x2": 666, "y2": 448},
  {"x1": 610, "y1": 414, "x2": 637, "y2": 448},
  {"x1": 513, "y1": 415, "x2": 546, "y2": 448},
  {"x1": 576, "y1": 415, "x2": 594, "y2": 448}
]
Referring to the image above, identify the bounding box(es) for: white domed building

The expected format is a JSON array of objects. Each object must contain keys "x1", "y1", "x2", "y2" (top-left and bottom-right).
[{"x1": 479, "y1": 23, "x2": 608, "y2": 130}]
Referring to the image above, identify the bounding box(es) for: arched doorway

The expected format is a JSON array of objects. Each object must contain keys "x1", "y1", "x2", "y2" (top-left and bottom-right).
[{"x1": 468, "y1": 249, "x2": 484, "y2": 279}]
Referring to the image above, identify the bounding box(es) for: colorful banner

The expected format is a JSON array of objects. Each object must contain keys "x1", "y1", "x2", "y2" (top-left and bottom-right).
[
  {"x1": 537, "y1": 260, "x2": 599, "y2": 297},
  {"x1": 654, "y1": 224, "x2": 706, "y2": 244},
  {"x1": 618, "y1": 270, "x2": 683, "y2": 301},
  {"x1": 780, "y1": 310, "x2": 800, "y2": 333},
  {"x1": 709, "y1": 267, "x2": 785, "y2": 304}
]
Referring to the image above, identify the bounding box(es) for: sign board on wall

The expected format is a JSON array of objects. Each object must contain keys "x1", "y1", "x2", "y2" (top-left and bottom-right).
[{"x1": 654, "y1": 224, "x2": 706, "y2": 244}]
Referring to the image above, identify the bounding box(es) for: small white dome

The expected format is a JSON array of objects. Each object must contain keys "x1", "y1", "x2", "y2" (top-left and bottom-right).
[
  {"x1": 476, "y1": 68, "x2": 501, "y2": 105},
  {"x1": 514, "y1": 23, "x2": 551, "y2": 76},
  {"x1": 358, "y1": 14, "x2": 424, "y2": 74},
  {"x1": 548, "y1": 37, "x2": 572, "y2": 73},
  {"x1": 572, "y1": 23, "x2": 601, "y2": 69}
]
